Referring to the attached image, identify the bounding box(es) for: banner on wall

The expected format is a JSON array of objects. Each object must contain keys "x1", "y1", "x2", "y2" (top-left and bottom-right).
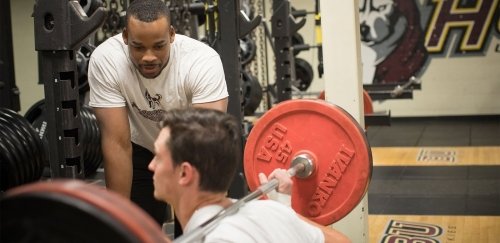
[{"x1": 359, "y1": 0, "x2": 499, "y2": 85}]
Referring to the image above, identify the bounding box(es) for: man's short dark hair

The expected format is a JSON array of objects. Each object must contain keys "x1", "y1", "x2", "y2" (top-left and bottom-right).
[
  {"x1": 126, "y1": 0, "x2": 171, "y2": 26},
  {"x1": 160, "y1": 108, "x2": 242, "y2": 193}
]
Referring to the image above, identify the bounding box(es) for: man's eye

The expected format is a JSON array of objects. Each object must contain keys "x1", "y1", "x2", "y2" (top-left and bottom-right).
[
  {"x1": 154, "y1": 45, "x2": 165, "y2": 50},
  {"x1": 134, "y1": 46, "x2": 145, "y2": 51}
]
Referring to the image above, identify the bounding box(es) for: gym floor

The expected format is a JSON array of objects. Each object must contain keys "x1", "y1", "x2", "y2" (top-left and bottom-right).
[{"x1": 366, "y1": 116, "x2": 500, "y2": 242}]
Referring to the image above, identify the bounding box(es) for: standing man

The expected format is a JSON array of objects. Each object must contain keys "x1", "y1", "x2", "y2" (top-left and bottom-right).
[
  {"x1": 88, "y1": 0, "x2": 228, "y2": 225},
  {"x1": 149, "y1": 108, "x2": 351, "y2": 242}
]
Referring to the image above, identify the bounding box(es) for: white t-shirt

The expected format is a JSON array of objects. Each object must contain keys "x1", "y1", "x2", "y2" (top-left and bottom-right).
[
  {"x1": 88, "y1": 34, "x2": 228, "y2": 151},
  {"x1": 184, "y1": 200, "x2": 324, "y2": 243}
]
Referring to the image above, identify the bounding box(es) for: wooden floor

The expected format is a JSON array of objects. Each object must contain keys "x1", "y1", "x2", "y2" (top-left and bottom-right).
[
  {"x1": 368, "y1": 146, "x2": 500, "y2": 243},
  {"x1": 368, "y1": 215, "x2": 500, "y2": 243},
  {"x1": 371, "y1": 146, "x2": 500, "y2": 166}
]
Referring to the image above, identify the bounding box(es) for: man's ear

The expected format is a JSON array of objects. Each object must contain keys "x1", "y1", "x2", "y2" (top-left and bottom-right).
[
  {"x1": 178, "y1": 162, "x2": 195, "y2": 186},
  {"x1": 122, "y1": 28, "x2": 128, "y2": 45},
  {"x1": 169, "y1": 25, "x2": 176, "y2": 43}
]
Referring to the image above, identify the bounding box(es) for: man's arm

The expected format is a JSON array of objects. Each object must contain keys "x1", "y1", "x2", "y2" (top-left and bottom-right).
[
  {"x1": 93, "y1": 107, "x2": 133, "y2": 198},
  {"x1": 193, "y1": 98, "x2": 228, "y2": 112},
  {"x1": 297, "y1": 214, "x2": 351, "y2": 243}
]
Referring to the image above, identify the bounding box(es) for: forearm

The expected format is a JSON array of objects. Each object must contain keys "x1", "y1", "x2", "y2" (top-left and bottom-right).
[
  {"x1": 92, "y1": 107, "x2": 131, "y2": 198},
  {"x1": 322, "y1": 226, "x2": 351, "y2": 243},
  {"x1": 297, "y1": 215, "x2": 351, "y2": 243},
  {"x1": 102, "y1": 139, "x2": 133, "y2": 198}
]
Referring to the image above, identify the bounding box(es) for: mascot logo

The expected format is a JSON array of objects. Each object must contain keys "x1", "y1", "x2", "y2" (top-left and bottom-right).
[
  {"x1": 360, "y1": 0, "x2": 499, "y2": 84},
  {"x1": 359, "y1": 0, "x2": 428, "y2": 84}
]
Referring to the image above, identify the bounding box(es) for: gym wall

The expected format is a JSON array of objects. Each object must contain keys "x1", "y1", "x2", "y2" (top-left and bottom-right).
[
  {"x1": 291, "y1": 0, "x2": 500, "y2": 117},
  {"x1": 11, "y1": 0, "x2": 44, "y2": 115},
  {"x1": 9, "y1": 0, "x2": 500, "y2": 117}
]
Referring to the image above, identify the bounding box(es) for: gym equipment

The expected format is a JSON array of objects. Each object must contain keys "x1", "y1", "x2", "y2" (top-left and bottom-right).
[
  {"x1": 34, "y1": 0, "x2": 106, "y2": 178},
  {"x1": 0, "y1": 108, "x2": 45, "y2": 191},
  {"x1": 76, "y1": 42, "x2": 96, "y2": 95},
  {"x1": 1, "y1": 99, "x2": 371, "y2": 241},
  {"x1": 176, "y1": 99, "x2": 372, "y2": 241},
  {"x1": 319, "y1": 89, "x2": 374, "y2": 115},
  {"x1": 291, "y1": 32, "x2": 304, "y2": 56},
  {"x1": 390, "y1": 76, "x2": 421, "y2": 98},
  {"x1": 271, "y1": 0, "x2": 306, "y2": 102},
  {"x1": 239, "y1": 35, "x2": 257, "y2": 66},
  {"x1": 319, "y1": 90, "x2": 392, "y2": 127},
  {"x1": 79, "y1": 0, "x2": 104, "y2": 17},
  {"x1": 244, "y1": 99, "x2": 372, "y2": 225},
  {"x1": 240, "y1": 70, "x2": 263, "y2": 116},
  {"x1": 24, "y1": 100, "x2": 103, "y2": 177},
  {"x1": 363, "y1": 76, "x2": 422, "y2": 101},
  {"x1": 0, "y1": 180, "x2": 168, "y2": 243},
  {"x1": 293, "y1": 58, "x2": 314, "y2": 91},
  {"x1": 169, "y1": 0, "x2": 205, "y2": 38},
  {"x1": 175, "y1": 159, "x2": 309, "y2": 243}
]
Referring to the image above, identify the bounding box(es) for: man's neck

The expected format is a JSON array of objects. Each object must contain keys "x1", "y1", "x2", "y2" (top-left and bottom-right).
[{"x1": 175, "y1": 191, "x2": 230, "y2": 230}]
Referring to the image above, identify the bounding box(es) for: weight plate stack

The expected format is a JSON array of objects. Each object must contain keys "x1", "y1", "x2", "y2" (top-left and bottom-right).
[
  {"x1": 0, "y1": 108, "x2": 45, "y2": 191},
  {"x1": 24, "y1": 100, "x2": 103, "y2": 178}
]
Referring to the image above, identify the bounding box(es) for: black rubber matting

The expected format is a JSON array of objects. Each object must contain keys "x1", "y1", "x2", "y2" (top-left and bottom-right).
[
  {"x1": 368, "y1": 165, "x2": 500, "y2": 215},
  {"x1": 367, "y1": 116, "x2": 500, "y2": 147}
]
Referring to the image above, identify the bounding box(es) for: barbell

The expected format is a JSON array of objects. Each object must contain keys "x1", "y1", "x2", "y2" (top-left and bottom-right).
[
  {"x1": 175, "y1": 158, "x2": 310, "y2": 243},
  {"x1": 0, "y1": 99, "x2": 372, "y2": 242},
  {"x1": 174, "y1": 99, "x2": 372, "y2": 242},
  {"x1": 177, "y1": 99, "x2": 372, "y2": 242}
]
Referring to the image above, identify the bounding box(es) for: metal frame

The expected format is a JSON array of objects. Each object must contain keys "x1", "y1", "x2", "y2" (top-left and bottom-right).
[
  {"x1": 207, "y1": 0, "x2": 261, "y2": 198},
  {"x1": 271, "y1": 0, "x2": 305, "y2": 102},
  {"x1": 0, "y1": 0, "x2": 20, "y2": 111},
  {"x1": 33, "y1": 0, "x2": 106, "y2": 178}
]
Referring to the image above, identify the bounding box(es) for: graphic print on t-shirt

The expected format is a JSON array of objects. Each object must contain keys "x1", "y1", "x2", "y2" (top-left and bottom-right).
[
  {"x1": 131, "y1": 103, "x2": 167, "y2": 122},
  {"x1": 145, "y1": 90, "x2": 162, "y2": 109}
]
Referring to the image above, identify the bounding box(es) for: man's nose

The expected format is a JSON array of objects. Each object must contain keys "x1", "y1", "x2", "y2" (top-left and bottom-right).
[{"x1": 142, "y1": 49, "x2": 157, "y2": 62}]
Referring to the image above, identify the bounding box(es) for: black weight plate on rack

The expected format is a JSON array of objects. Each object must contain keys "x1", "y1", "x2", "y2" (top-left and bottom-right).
[
  {"x1": 84, "y1": 106, "x2": 102, "y2": 170},
  {"x1": 0, "y1": 115, "x2": 35, "y2": 183},
  {"x1": 0, "y1": 109, "x2": 44, "y2": 181},
  {"x1": 9, "y1": 116, "x2": 45, "y2": 180},
  {"x1": 0, "y1": 136, "x2": 20, "y2": 191},
  {"x1": 1, "y1": 111, "x2": 44, "y2": 180},
  {"x1": 0, "y1": 127, "x2": 25, "y2": 187},
  {"x1": 80, "y1": 107, "x2": 97, "y2": 177}
]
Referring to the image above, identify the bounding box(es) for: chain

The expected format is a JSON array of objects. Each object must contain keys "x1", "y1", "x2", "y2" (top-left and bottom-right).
[
  {"x1": 248, "y1": 0, "x2": 257, "y2": 79},
  {"x1": 252, "y1": 0, "x2": 269, "y2": 112},
  {"x1": 182, "y1": 0, "x2": 193, "y2": 36},
  {"x1": 168, "y1": 0, "x2": 195, "y2": 37},
  {"x1": 120, "y1": 0, "x2": 127, "y2": 9},
  {"x1": 169, "y1": 0, "x2": 180, "y2": 33},
  {"x1": 109, "y1": 0, "x2": 121, "y2": 33},
  {"x1": 95, "y1": 0, "x2": 125, "y2": 44}
]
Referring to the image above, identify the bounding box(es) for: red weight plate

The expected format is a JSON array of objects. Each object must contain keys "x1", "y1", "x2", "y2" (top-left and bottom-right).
[
  {"x1": 363, "y1": 90, "x2": 374, "y2": 114},
  {"x1": 1, "y1": 180, "x2": 169, "y2": 243},
  {"x1": 244, "y1": 99, "x2": 372, "y2": 225},
  {"x1": 318, "y1": 90, "x2": 373, "y2": 115},
  {"x1": 318, "y1": 90, "x2": 325, "y2": 100}
]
